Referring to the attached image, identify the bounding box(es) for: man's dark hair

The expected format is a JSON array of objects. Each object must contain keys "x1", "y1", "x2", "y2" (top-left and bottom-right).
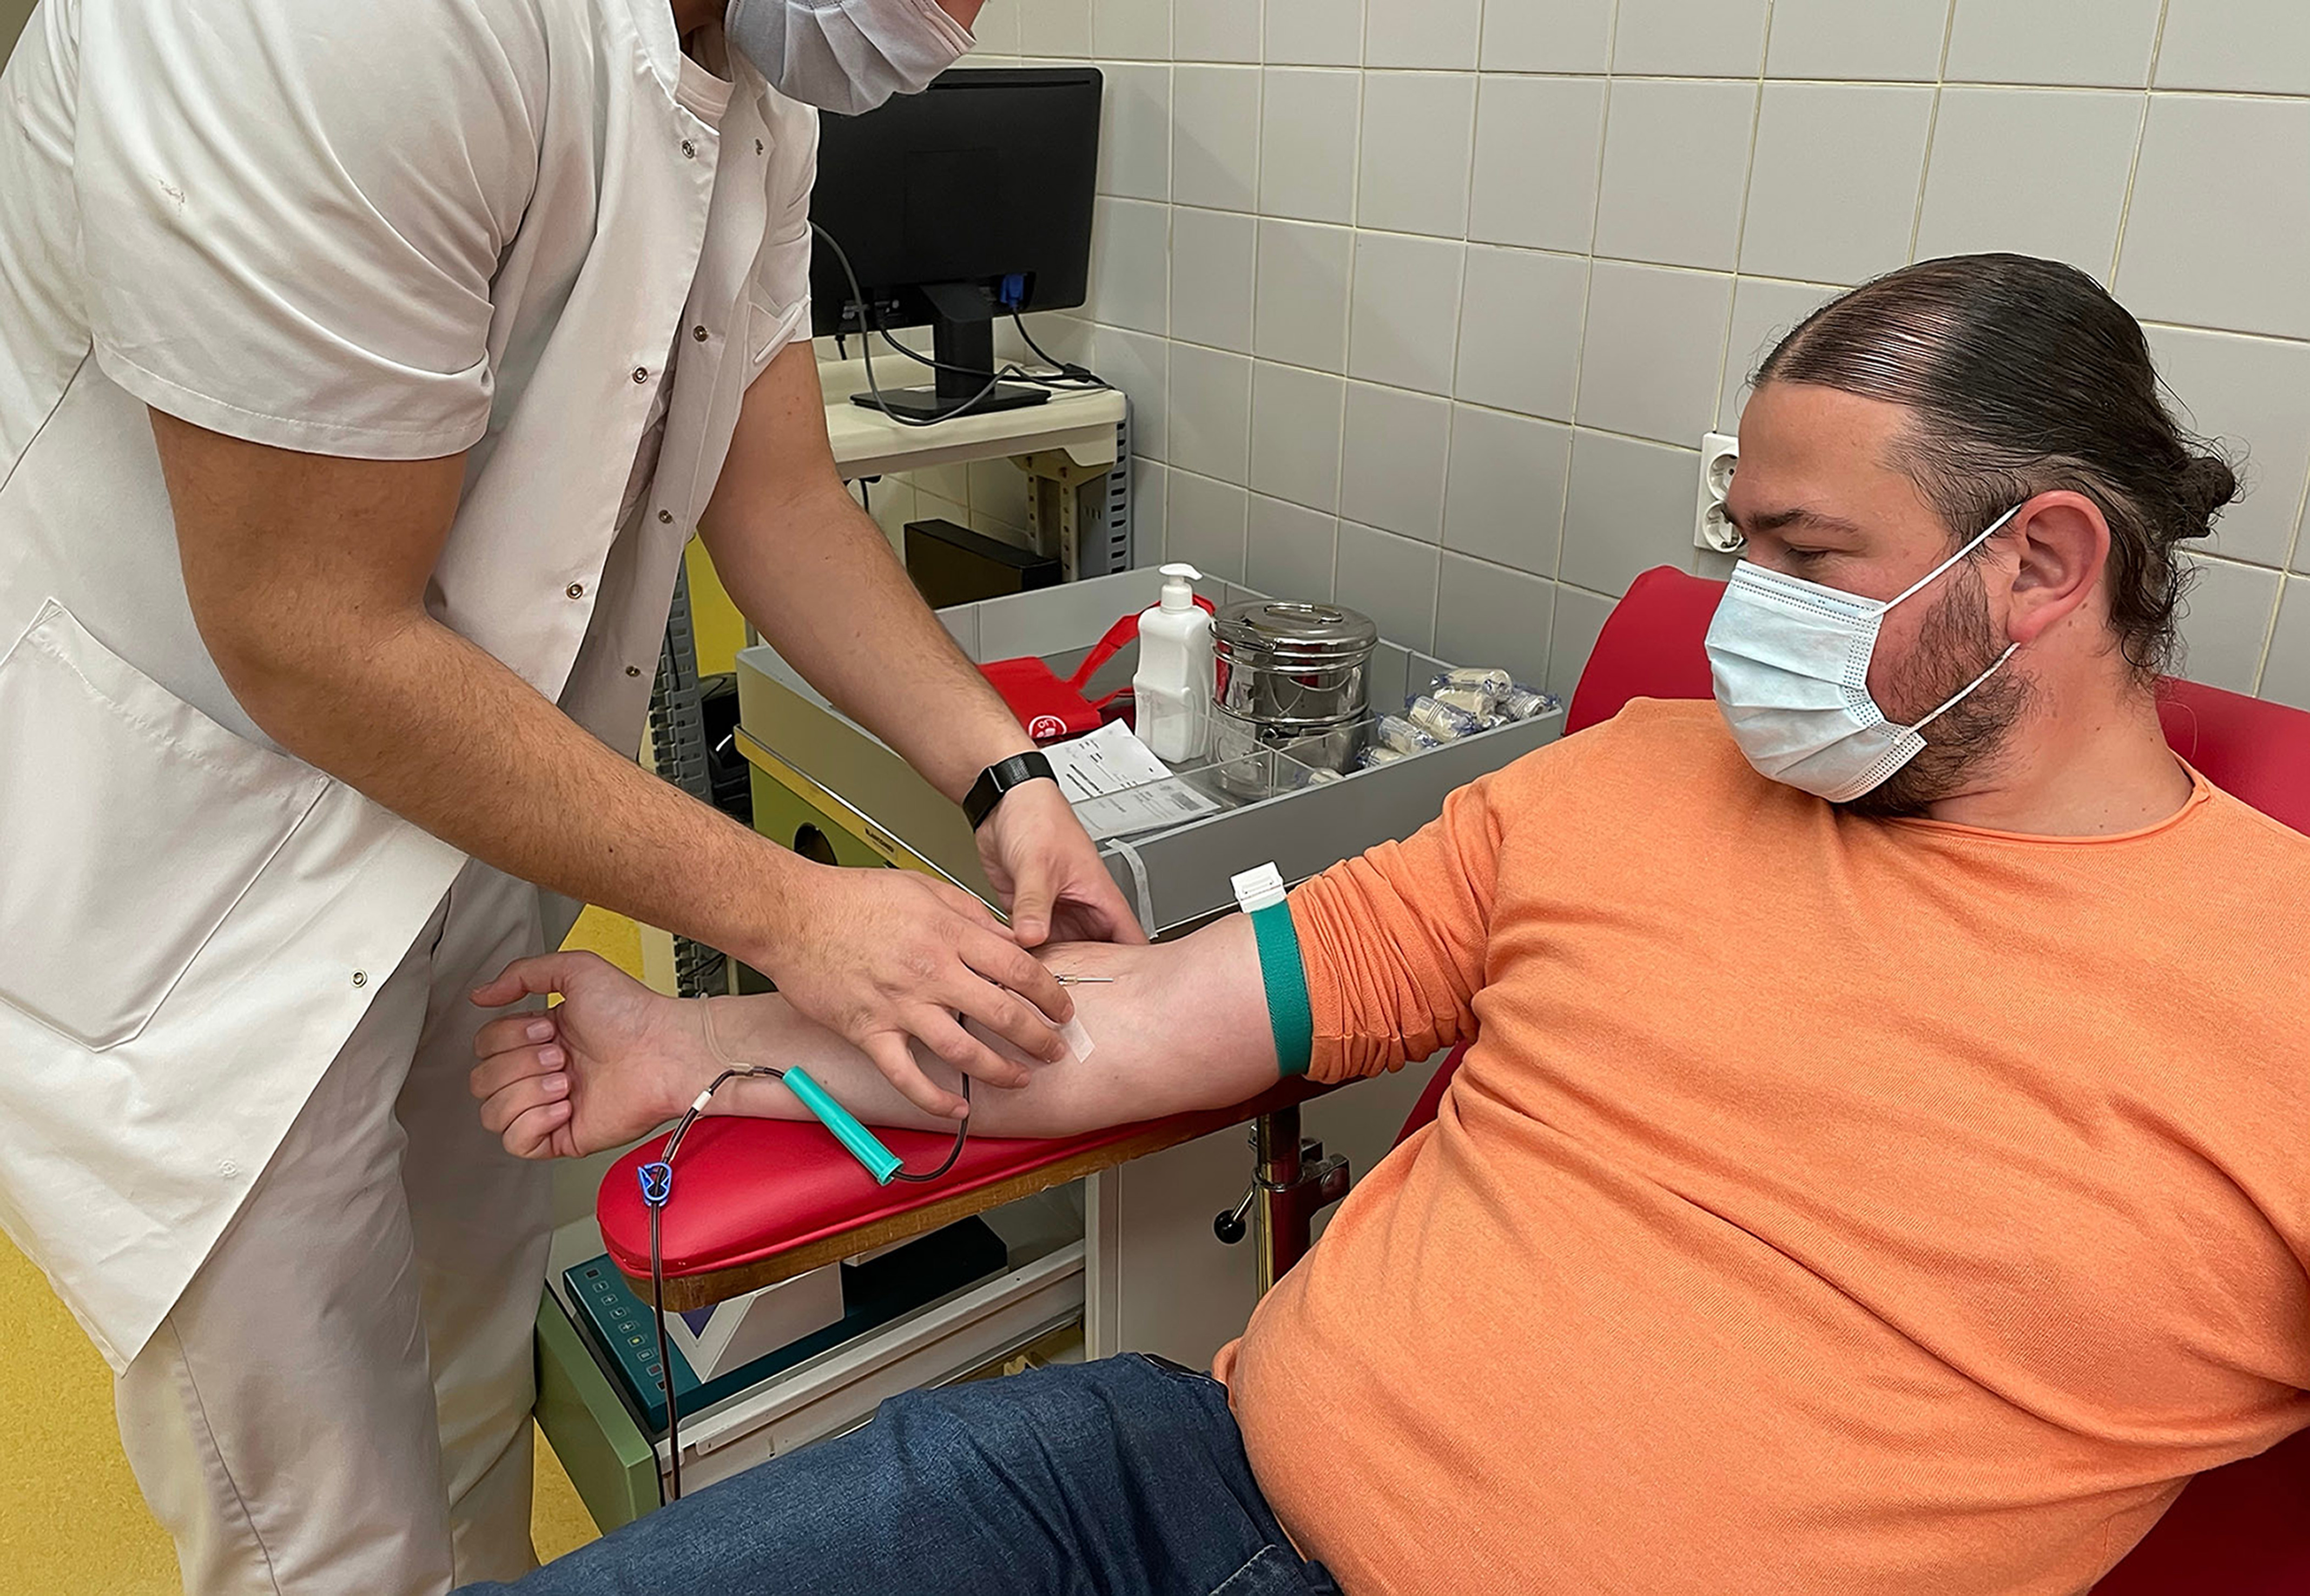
[{"x1": 1754, "y1": 253, "x2": 2240, "y2": 678}]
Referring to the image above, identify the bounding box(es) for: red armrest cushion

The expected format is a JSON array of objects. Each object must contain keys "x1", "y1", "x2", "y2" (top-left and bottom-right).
[{"x1": 599, "y1": 1077, "x2": 1331, "y2": 1282}]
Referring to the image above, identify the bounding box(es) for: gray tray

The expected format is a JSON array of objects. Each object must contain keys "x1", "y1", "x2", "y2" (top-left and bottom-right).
[{"x1": 735, "y1": 569, "x2": 1562, "y2": 937}]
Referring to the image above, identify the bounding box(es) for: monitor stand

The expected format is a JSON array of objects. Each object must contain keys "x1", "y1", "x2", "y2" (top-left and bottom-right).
[{"x1": 850, "y1": 282, "x2": 1051, "y2": 423}]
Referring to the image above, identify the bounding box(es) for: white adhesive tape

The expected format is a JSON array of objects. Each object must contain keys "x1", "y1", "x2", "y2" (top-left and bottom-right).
[{"x1": 1059, "y1": 1015, "x2": 1095, "y2": 1062}]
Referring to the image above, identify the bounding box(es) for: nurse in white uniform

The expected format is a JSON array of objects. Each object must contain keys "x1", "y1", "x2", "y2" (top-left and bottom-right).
[{"x1": 0, "y1": 1, "x2": 1134, "y2": 1591}]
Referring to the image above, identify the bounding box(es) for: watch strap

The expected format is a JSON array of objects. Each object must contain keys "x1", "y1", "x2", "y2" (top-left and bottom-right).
[{"x1": 964, "y1": 750, "x2": 1058, "y2": 830}]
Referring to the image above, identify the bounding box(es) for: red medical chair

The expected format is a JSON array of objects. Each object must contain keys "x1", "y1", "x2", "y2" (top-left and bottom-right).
[{"x1": 1392, "y1": 565, "x2": 2310, "y2": 1593}]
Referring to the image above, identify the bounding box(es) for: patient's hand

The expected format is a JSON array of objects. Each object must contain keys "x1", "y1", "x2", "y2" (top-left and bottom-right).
[{"x1": 470, "y1": 952, "x2": 706, "y2": 1159}]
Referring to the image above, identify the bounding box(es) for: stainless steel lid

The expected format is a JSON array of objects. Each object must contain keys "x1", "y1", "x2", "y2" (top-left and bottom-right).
[{"x1": 1211, "y1": 601, "x2": 1380, "y2": 666}]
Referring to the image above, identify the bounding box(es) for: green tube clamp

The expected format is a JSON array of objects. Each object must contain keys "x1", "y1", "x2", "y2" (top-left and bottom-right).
[{"x1": 784, "y1": 1065, "x2": 903, "y2": 1185}]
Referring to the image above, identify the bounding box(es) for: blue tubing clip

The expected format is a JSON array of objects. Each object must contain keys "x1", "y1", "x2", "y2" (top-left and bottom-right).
[
  {"x1": 784, "y1": 1066, "x2": 904, "y2": 1185},
  {"x1": 637, "y1": 1160, "x2": 674, "y2": 1208}
]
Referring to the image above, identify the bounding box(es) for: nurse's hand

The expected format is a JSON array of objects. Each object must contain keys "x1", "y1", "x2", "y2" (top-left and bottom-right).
[
  {"x1": 974, "y1": 779, "x2": 1149, "y2": 947},
  {"x1": 755, "y1": 865, "x2": 1070, "y2": 1120},
  {"x1": 469, "y1": 952, "x2": 702, "y2": 1159}
]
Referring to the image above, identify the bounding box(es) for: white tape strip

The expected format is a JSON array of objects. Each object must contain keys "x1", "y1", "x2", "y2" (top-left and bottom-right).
[{"x1": 1059, "y1": 1015, "x2": 1095, "y2": 1063}]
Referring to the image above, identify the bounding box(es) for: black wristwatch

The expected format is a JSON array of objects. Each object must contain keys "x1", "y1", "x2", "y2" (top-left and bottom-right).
[{"x1": 963, "y1": 751, "x2": 1058, "y2": 830}]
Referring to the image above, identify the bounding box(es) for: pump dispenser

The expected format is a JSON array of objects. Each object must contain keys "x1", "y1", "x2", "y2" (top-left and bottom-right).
[{"x1": 1134, "y1": 563, "x2": 1213, "y2": 763}]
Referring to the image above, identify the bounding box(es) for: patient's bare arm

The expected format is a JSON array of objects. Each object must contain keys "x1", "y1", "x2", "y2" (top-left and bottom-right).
[{"x1": 468, "y1": 917, "x2": 1278, "y2": 1160}]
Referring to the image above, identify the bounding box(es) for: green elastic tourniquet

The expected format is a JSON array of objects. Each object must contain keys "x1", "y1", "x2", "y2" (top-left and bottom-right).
[{"x1": 1250, "y1": 899, "x2": 1314, "y2": 1077}]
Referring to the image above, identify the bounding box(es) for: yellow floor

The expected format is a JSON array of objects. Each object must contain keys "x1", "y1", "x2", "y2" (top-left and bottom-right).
[{"x1": 1, "y1": 908, "x2": 643, "y2": 1591}]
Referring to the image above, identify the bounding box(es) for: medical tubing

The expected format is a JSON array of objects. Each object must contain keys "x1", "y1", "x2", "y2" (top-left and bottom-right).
[{"x1": 641, "y1": 1010, "x2": 976, "y2": 1501}]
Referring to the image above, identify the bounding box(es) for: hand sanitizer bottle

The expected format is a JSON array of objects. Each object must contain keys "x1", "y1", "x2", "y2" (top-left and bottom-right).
[{"x1": 1134, "y1": 563, "x2": 1212, "y2": 764}]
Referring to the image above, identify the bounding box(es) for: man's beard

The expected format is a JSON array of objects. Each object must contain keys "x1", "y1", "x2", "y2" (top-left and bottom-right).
[{"x1": 1841, "y1": 560, "x2": 2030, "y2": 820}]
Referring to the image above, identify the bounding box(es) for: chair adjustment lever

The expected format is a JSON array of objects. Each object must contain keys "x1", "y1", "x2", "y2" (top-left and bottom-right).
[{"x1": 1212, "y1": 1137, "x2": 1351, "y2": 1247}]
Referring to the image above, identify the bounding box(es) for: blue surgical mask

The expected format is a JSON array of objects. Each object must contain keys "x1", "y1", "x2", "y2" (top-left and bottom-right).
[
  {"x1": 1704, "y1": 506, "x2": 2022, "y2": 803},
  {"x1": 725, "y1": 0, "x2": 972, "y2": 116}
]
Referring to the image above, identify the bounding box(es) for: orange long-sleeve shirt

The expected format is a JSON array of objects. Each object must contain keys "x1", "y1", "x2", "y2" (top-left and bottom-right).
[{"x1": 1216, "y1": 699, "x2": 2310, "y2": 1595}]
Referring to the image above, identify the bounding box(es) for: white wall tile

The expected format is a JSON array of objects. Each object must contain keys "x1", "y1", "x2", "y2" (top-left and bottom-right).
[
  {"x1": 2146, "y1": 326, "x2": 2310, "y2": 569},
  {"x1": 1612, "y1": 0, "x2": 1770, "y2": 77},
  {"x1": 1545, "y1": 583, "x2": 1618, "y2": 700},
  {"x1": 1174, "y1": 0, "x2": 1259, "y2": 61},
  {"x1": 1481, "y1": 0, "x2": 1613, "y2": 72},
  {"x1": 1250, "y1": 361, "x2": 1347, "y2": 510},
  {"x1": 1915, "y1": 88, "x2": 2142, "y2": 278},
  {"x1": 1574, "y1": 261, "x2": 1734, "y2": 446},
  {"x1": 1336, "y1": 522, "x2": 1442, "y2": 650},
  {"x1": 1092, "y1": 0, "x2": 1171, "y2": 58},
  {"x1": 1266, "y1": 0, "x2": 1362, "y2": 66},
  {"x1": 1166, "y1": 471, "x2": 1250, "y2": 579},
  {"x1": 1169, "y1": 208, "x2": 1257, "y2": 351},
  {"x1": 1456, "y1": 245, "x2": 1588, "y2": 423},
  {"x1": 971, "y1": 0, "x2": 1023, "y2": 56},
  {"x1": 2174, "y1": 555, "x2": 2282, "y2": 693},
  {"x1": 1339, "y1": 382, "x2": 1451, "y2": 540},
  {"x1": 1469, "y1": 76, "x2": 1608, "y2": 254},
  {"x1": 1089, "y1": 197, "x2": 1171, "y2": 333},
  {"x1": 1944, "y1": 0, "x2": 2162, "y2": 89},
  {"x1": 1765, "y1": 0, "x2": 1952, "y2": 82},
  {"x1": 1716, "y1": 276, "x2": 1839, "y2": 431},
  {"x1": 1443, "y1": 406, "x2": 1572, "y2": 576},
  {"x1": 1364, "y1": 0, "x2": 1479, "y2": 69},
  {"x1": 2116, "y1": 95, "x2": 2310, "y2": 341},
  {"x1": 1253, "y1": 218, "x2": 1354, "y2": 371},
  {"x1": 1357, "y1": 73, "x2": 1479, "y2": 239},
  {"x1": 1347, "y1": 232, "x2": 1465, "y2": 394},
  {"x1": 1593, "y1": 78, "x2": 1758, "y2": 272},
  {"x1": 1561, "y1": 428, "x2": 1706, "y2": 595},
  {"x1": 1098, "y1": 62, "x2": 1172, "y2": 202},
  {"x1": 1093, "y1": 325, "x2": 1170, "y2": 459},
  {"x1": 2262, "y1": 578, "x2": 2310, "y2": 710},
  {"x1": 2300, "y1": 495, "x2": 2310, "y2": 576},
  {"x1": 1259, "y1": 68, "x2": 1362, "y2": 224},
  {"x1": 1167, "y1": 344, "x2": 1253, "y2": 482},
  {"x1": 1247, "y1": 494, "x2": 1340, "y2": 599},
  {"x1": 1132, "y1": 459, "x2": 1169, "y2": 563},
  {"x1": 1018, "y1": 0, "x2": 1093, "y2": 56},
  {"x1": 2155, "y1": 0, "x2": 2310, "y2": 96},
  {"x1": 1173, "y1": 65, "x2": 1261, "y2": 211},
  {"x1": 1740, "y1": 83, "x2": 1934, "y2": 286},
  {"x1": 1435, "y1": 555, "x2": 1555, "y2": 685}
]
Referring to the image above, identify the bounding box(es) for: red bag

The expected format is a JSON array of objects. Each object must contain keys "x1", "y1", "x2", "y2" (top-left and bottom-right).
[{"x1": 980, "y1": 597, "x2": 1214, "y2": 744}]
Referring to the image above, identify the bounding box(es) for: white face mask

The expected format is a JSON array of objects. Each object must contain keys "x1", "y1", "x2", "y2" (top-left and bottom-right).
[
  {"x1": 1705, "y1": 505, "x2": 2023, "y2": 803},
  {"x1": 725, "y1": 0, "x2": 973, "y2": 116}
]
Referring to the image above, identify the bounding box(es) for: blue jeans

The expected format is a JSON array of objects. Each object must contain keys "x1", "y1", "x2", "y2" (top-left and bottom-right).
[{"x1": 468, "y1": 1353, "x2": 1343, "y2": 1596}]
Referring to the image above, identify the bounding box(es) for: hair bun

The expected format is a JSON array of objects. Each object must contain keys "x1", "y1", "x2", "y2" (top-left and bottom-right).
[{"x1": 2176, "y1": 451, "x2": 2240, "y2": 533}]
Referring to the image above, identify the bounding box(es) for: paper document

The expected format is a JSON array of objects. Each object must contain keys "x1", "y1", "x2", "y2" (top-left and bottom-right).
[{"x1": 1042, "y1": 721, "x2": 1223, "y2": 841}]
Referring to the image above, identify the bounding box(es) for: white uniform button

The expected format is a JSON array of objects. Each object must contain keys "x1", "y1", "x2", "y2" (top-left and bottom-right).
[
  {"x1": 692, "y1": 325, "x2": 709, "y2": 342},
  {"x1": 681, "y1": 139, "x2": 697, "y2": 159},
  {"x1": 657, "y1": 509, "x2": 674, "y2": 524},
  {"x1": 352, "y1": 970, "x2": 368, "y2": 988},
  {"x1": 567, "y1": 582, "x2": 586, "y2": 599},
  {"x1": 625, "y1": 665, "x2": 642, "y2": 677},
  {"x1": 632, "y1": 367, "x2": 650, "y2": 384}
]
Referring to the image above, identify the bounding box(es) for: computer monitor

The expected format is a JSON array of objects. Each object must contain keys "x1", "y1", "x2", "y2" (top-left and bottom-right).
[{"x1": 808, "y1": 66, "x2": 1103, "y2": 421}]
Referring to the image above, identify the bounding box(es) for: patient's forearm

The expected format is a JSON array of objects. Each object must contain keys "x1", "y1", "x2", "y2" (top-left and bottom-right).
[{"x1": 699, "y1": 916, "x2": 1277, "y2": 1137}]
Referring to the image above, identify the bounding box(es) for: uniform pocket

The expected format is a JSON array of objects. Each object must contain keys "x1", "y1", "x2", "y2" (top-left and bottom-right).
[{"x1": 0, "y1": 601, "x2": 327, "y2": 1048}]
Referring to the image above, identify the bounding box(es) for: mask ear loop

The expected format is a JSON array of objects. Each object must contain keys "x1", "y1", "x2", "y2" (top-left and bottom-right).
[{"x1": 1885, "y1": 502, "x2": 2027, "y2": 610}]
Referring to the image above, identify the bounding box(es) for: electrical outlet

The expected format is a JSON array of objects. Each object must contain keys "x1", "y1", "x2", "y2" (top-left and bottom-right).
[{"x1": 1693, "y1": 430, "x2": 1741, "y2": 553}]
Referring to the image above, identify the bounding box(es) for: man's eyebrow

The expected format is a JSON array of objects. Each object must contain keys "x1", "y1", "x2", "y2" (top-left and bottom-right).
[{"x1": 1727, "y1": 505, "x2": 1864, "y2": 537}]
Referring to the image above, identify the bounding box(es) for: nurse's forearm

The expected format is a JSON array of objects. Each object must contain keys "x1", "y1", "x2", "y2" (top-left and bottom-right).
[
  {"x1": 153, "y1": 413, "x2": 819, "y2": 961},
  {"x1": 699, "y1": 345, "x2": 1032, "y2": 801},
  {"x1": 700, "y1": 916, "x2": 1278, "y2": 1137}
]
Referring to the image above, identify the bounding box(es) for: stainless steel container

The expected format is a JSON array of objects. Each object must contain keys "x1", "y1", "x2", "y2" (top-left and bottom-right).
[{"x1": 1209, "y1": 600, "x2": 1380, "y2": 779}]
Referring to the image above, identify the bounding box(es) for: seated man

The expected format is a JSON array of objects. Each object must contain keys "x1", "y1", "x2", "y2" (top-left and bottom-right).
[{"x1": 461, "y1": 254, "x2": 2310, "y2": 1596}]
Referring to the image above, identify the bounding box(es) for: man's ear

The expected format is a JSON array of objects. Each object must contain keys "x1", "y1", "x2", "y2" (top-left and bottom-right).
[{"x1": 2002, "y1": 491, "x2": 2109, "y2": 646}]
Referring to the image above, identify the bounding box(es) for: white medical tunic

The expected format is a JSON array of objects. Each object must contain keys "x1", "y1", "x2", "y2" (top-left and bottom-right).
[{"x1": 0, "y1": 0, "x2": 816, "y2": 1368}]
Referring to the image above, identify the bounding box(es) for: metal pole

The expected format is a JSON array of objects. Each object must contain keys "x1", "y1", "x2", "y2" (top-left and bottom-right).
[{"x1": 1252, "y1": 1104, "x2": 1305, "y2": 1295}]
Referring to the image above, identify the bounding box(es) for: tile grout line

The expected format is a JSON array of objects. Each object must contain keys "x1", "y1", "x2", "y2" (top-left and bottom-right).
[
  {"x1": 1903, "y1": 0, "x2": 1960, "y2": 263},
  {"x1": 1431, "y1": 0, "x2": 1491, "y2": 656},
  {"x1": 2105, "y1": 0, "x2": 2170, "y2": 289}
]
